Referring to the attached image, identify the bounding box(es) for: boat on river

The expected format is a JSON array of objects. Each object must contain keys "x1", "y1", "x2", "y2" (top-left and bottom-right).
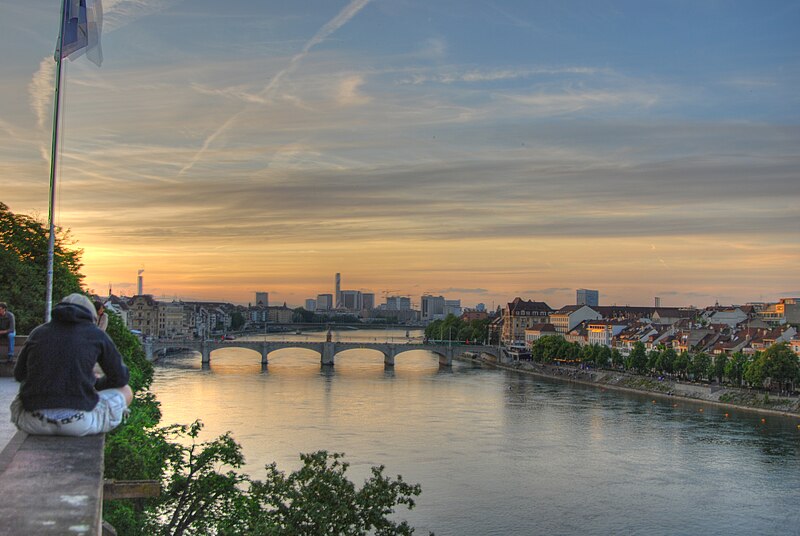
[{"x1": 503, "y1": 345, "x2": 532, "y2": 361}]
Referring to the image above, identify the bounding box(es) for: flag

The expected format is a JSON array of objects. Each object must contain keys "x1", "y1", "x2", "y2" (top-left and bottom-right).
[{"x1": 56, "y1": 0, "x2": 103, "y2": 66}]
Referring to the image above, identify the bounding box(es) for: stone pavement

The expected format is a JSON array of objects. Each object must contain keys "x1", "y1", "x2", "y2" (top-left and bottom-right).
[{"x1": 0, "y1": 377, "x2": 19, "y2": 451}]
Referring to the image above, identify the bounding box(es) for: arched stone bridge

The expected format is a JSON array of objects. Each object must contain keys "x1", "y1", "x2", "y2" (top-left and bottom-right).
[{"x1": 144, "y1": 339, "x2": 500, "y2": 367}]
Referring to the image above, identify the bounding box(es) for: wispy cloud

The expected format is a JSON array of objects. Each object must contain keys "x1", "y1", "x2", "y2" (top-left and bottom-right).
[
  {"x1": 437, "y1": 288, "x2": 489, "y2": 295},
  {"x1": 180, "y1": 0, "x2": 372, "y2": 175},
  {"x1": 503, "y1": 89, "x2": 658, "y2": 113},
  {"x1": 402, "y1": 66, "x2": 605, "y2": 85}
]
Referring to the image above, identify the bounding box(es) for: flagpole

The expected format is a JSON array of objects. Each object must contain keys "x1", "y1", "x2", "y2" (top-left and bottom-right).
[{"x1": 45, "y1": 0, "x2": 68, "y2": 322}]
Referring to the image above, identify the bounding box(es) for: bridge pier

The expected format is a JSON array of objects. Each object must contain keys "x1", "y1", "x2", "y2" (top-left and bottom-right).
[
  {"x1": 321, "y1": 342, "x2": 335, "y2": 366},
  {"x1": 201, "y1": 341, "x2": 210, "y2": 364},
  {"x1": 384, "y1": 347, "x2": 396, "y2": 367},
  {"x1": 144, "y1": 341, "x2": 154, "y2": 361},
  {"x1": 439, "y1": 347, "x2": 453, "y2": 367}
]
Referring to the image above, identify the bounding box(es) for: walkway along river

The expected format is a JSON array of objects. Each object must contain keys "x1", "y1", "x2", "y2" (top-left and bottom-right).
[{"x1": 150, "y1": 329, "x2": 800, "y2": 536}]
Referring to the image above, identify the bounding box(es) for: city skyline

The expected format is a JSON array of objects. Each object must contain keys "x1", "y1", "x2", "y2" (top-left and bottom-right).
[{"x1": 1, "y1": 1, "x2": 798, "y2": 308}]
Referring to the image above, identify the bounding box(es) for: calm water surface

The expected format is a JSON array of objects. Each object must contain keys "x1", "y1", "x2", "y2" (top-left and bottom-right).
[{"x1": 151, "y1": 329, "x2": 800, "y2": 535}]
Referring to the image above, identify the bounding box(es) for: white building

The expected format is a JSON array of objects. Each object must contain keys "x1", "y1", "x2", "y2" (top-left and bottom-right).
[
  {"x1": 550, "y1": 305, "x2": 602, "y2": 334},
  {"x1": 445, "y1": 299, "x2": 462, "y2": 317}
]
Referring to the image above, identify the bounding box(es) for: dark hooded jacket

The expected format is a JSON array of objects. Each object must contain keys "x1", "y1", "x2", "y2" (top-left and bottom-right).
[{"x1": 14, "y1": 302, "x2": 130, "y2": 411}]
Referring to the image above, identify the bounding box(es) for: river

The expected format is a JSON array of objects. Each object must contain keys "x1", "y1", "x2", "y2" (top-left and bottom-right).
[{"x1": 151, "y1": 329, "x2": 800, "y2": 535}]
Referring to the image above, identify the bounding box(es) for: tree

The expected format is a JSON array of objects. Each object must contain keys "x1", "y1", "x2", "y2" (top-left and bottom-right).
[
  {"x1": 646, "y1": 349, "x2": 660, "y2": 372},
  {"x1": 762, "y1": 342, "x2": 799, "y2": 393},
  {"x1": 627, "y1": 342, "x2": 648, "y2": 374},
  {"x1": 244, "y1": 451, "x2": 422, "y2": 536},
  {"x1": 0, "y1": 202, "x2": 83, "y2": 333},
  {"x1": 673, "y1": 351, "x2": 690, "y2": 380},
  {"x1": 596, "y1": 345, "x2": 612, "y2": 368},
  {"x1": 657, "y1": 348, "x2": 677, "y2": 375},
  {"x1": 230, "y1": 311, "x2": 246, "y2": 331},
  {"x1": 144, "y1": 423, "x2": 423, "y2": 536},
  {"x1": 744, "y1": 353, "x2": 766, "y2": 388},
  {"x1": 611, "y1": 348, "x2": 623, "y2": 369},
  {"x1": 724, "y1": 351, "x2": 747, "y2": 387},
  {"x1": 690, "y1": 352, "x2": 711, "y2": 382},
  {"x1": 712, "y1": 353, "x2": 728, "y2": 384}
]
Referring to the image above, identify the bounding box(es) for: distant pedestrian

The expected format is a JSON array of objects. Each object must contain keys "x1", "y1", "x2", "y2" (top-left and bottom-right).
[
  {"x1": 94, "y1": 300, "x2": 109, "y2": 332},
  {"x1": 0, "y1": 302, "x2": 15, "y2": 361},
  {"x1": 10, "y1": 293, "x2": 132, "y2": 436}
]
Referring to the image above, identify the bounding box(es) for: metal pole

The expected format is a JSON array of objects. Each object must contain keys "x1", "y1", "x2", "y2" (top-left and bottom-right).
[{"x1": 45, "y1": 0, "x2": 68, "y2": 322}]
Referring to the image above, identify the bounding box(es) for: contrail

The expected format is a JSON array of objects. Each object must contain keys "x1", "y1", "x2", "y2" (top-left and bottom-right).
[{"x1": 179, "y1": 0, "x2": 371, "y2": 176}]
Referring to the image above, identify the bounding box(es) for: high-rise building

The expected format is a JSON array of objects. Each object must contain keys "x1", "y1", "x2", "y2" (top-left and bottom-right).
[
  {"x1": 316, "y1": 294, "x2": 333, "y2": 311},
  {"x1": 362, "y1": 293, "x2": 375, "y2": 311},
  {"x1": 340, "y1": 290, "x2": 362, "y2": 312},
  {"x1": 421, "y1": 295, "x2": 446, "y2": 321},
  {"x1": 335, "y1": 273, "x2": 341, "y2": 308},
  {"x1": 305, "y1": 299, "x2": 317, "y2": 311},
  {"x1": 255, "y1": 292, "x2": 269, "y2": 307},
  {"x1": 654, "y1": 296, "x2": 661, "y2": 308},
  {"x1": 386, "y1": 296, "x2": 411, "y2": 310},
  {"x1": 577, "y1": 289, "x2": 599, "y2": 307},
  {"x1": 475, "y1": 303, "x2": 486, "y2": 312}
]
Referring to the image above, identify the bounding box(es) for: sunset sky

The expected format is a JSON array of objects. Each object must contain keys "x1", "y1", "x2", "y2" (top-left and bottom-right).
[{"x1": 1, "y1": 0, "x2": 798, "y2": 309}]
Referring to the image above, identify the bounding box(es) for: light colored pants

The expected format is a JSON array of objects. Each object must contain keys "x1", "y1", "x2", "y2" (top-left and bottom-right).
[{"x1": 10, "y1": 390, "x2": 128, "y2": 436}]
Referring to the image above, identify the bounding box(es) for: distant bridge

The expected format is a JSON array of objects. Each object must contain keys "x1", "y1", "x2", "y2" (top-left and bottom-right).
[{"x1": 144, "y1": 339, "x2": 500, "y2": 367}]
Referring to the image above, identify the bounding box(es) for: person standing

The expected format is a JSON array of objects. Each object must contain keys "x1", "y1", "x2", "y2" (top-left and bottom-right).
[
  {"x1": 0, "y1": 302, "x2": 15, "y2": 361},
  {"x1": 10, "y1": 293, "x2": 132, "y2": 436}
]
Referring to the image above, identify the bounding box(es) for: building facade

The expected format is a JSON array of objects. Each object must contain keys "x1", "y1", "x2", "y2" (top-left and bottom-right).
[
  {"x1": 500, "y1": 297, "x2": 553, "y2": 345},
  {"x1": 421, "y1": 295, "x2": 446, "y2": 322},
  {"x1": 127, "y1": 295, "x2": 158, "y2": 337},
  {"x1": 577, "y1": 289, "x2": 599, "y2": 307},
  {"x1": 316, "y1": 294, "x2": 333, "y2": 311}
]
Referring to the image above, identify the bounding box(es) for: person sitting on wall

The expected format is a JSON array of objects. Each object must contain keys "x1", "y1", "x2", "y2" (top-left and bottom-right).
[
  {"x1": 10, "y1": 293, "x2": 133, "y2": 436},
  {"x1": 94, "y1": 300, "x2": 109, "y2": 332},
  {"x1": 0, "y1": 302, "x2": 16, "y2": 361}
]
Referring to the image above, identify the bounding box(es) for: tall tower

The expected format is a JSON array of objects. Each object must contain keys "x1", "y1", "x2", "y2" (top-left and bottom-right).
[
  {"x1": 137, "y1": 269, "x2": 144, "y2": 295},
  {"x1": 335, "y1": 273, "x2": 341, "y2": 308}
]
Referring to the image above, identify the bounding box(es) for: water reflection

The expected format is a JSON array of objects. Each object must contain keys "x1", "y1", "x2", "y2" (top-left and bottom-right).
[{"x1": 151, "y1": 332, "x2": 800, "y2": 536}]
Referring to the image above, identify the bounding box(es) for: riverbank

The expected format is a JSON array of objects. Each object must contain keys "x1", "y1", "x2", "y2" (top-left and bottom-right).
[{"x1": 461, "y1": 356, "x2": 800, "y2": 419}]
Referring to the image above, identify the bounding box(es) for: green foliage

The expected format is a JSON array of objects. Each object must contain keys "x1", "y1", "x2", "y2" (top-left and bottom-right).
[
  {"x1": 611, "y1": 348, "x2": 623, "y2": 368},
  {"x1": 106, "y1": 312, "x2": 153, "y2": 392},
  {"x1": 148, "y1": 421, "x2": 250, "y2": 536},
  {"x1": 144, "y1": 424, "x2": 424, "y2": 536},
  {"x1": 0, "y1": 202, "x2": 83, "y2": 333},
  {"x1": 690, "y1": 352, "x2": 711, "y2": 381},
  {"x1": 745, "y1": 343, "x2": 799, "y2": 391},
  {"x1": 673, "y1": 351, "x2": 690, "y2": 378},
  {"x1": 657, "y1": 348, "x2": 677, "y2": 374},
  {"x1": 724, "y1": 351, "x2": 748, "y2": 386},
  {"x1": 627, "y1": 342, "x2": 648, "y2": 374},
  {"x1": 425, "y1": 314, "x2": 490, "y2": 344},
  {"x1": 744, "y1": 353, "x2": 766, "y2": 388},
  {"x1": 712, "y1": 353, "x2": 728, "y2": 383},
  {"x1": 244, "y1": 451, "x2": 422, "y2": 536},
  {"x1": 230, "y1": 311, "x2": 246, "y2": 331}
]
